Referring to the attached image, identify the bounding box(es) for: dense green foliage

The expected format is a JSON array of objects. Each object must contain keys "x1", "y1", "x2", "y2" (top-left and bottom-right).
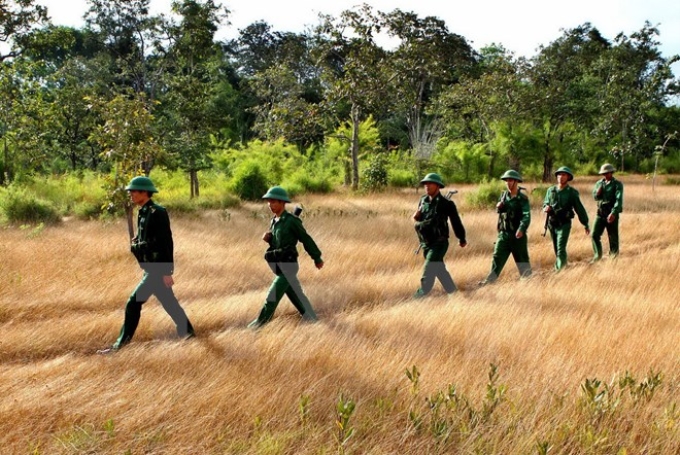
[{"x1": 0, "y1": 0, "x2": 679, "y2": 212}]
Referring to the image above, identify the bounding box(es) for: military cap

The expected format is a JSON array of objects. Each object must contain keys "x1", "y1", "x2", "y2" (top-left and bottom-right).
[
  {"x1": 598, "y1": 163, "x2": 616, "y2": 174},
  {"x1": 500, "y1": 169, "x2": 523, "y2": 182},
  {"x1": 554, "y1": 166, "x2": 574, "y2": 181},
  {"x1": 125, "y1": 176, "x2": 158, "y2": 193},
  {"x1": 262, "y1": 186, "x2": 291, "y2": 202},
  {"x1": 420, "y1": 173, "x2": 445, "y2": 188}
]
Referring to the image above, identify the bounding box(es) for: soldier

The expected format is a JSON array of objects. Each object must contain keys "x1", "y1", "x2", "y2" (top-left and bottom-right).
[
  {"x1": 249, "y1": 186, "x2": 323, "y2": 328},
  {"x1": 543, "y1": 166, "x2": 590, "y2": 271},
  {"x1": 591, "y1": 163, "x2": 624, "y2": 262},
  {"x1": 479, "y1": 170, "x2": 532, "y2": 285},
  {"x1": 98, "y1": 176, "x2": 194, "y2": 354},
  {"x1": 413, "y1": 173, "x2": 467, "y2": 297}
]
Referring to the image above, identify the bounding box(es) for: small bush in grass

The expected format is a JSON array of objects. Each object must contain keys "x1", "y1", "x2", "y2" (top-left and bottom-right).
[
  {"x1": 283, "y1": 170, "x2": 334, "y2": 196},
  {"x1": 465, "y1": 180, "x2": 505, "y2": 210},
  {"x1": 361, "y1": 155, "x2": 388, "y2": 191},
  {"x1": 0, "y1": 188, "x2": 61, "y2": 225},
  {"x1": 229, "y1": 161, "x2": 270, "y2": 201}
]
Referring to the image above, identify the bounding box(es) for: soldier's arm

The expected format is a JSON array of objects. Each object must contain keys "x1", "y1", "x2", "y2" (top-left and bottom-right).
[
  {"x1": 151, "y1": 208, "x2": 175, "y2": 275},
  {"x1": 292, "y1": 217, "x2": 323, "y2": 264},
  {"x1": 612, "y1": 181, "x2": 624, "y2": 215},
  {"x1": 447, "y1": 201, "x2": 467, "y2": 244},
  {"x1": 543, "y1": 187, "x2": 553, "y2": 211},
  {"x1": 572, "y1": 190, "x2": 589, "y2": 227},
  {"x1": 518, "y1": 196, "x2": 531, "y2": 233},
  {"x1": 593, "y1": 180, "x2": 603, "y2": 200}
]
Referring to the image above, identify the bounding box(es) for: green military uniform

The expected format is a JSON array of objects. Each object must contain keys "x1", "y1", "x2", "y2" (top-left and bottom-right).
[
  {"x1": 250, "y1": 189, "x2": 323, "y2": 328},
  {"x1": 483, "y1": 171, "x2": 532, "y2": 283},
  {"x1": 414, "y1": 174, "x2": 466, "y2": 297},
  {"x1": 591, "y1": 164, "x2": 623, "y2": 261},
  {"x1": 543, "y1": 168, "x2": 589, "y2": 271},
  {"x1": 112, "y1": 178, "x2": 194, "y2": 350}
]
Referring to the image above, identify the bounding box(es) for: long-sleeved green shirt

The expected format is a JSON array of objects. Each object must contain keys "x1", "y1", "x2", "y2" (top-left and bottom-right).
[
  {"x1": 543, "y1": 185, "x2": 589, "y2": 228},
  {"x1": 497, "y1": 190, "x2": 531, "y2": 234},
  {"x1": 269, "y1": 210, "x2": 323, "y2": 264},
  {"x1": 592, "y1": 177, "x2": 623, "y2": 216},
  {"x1": 135, "y1": 199, "x2": 174, "y2": 275}
]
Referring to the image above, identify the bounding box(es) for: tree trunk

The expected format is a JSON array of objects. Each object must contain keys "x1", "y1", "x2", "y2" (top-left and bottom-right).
[
  {"x1": 190, "y1": 170, "x2": 200, "y2": 198},
  {"x1": 350, "y1": 104, "x2": 360, "y2": 190},
  {"x1": 542, "y1": 143, "x2": 553, "y2": 183},
  {"x1": 125, "y1": 202, "x2": 135, "y2": 242}
]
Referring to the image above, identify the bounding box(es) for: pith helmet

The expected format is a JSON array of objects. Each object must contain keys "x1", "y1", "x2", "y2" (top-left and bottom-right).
[
  {"x1": 420, "y1": 173, "x2": 445, "y2": 188},
  {"x1": 554, "y1": 166, "x2": 574, "y2": 181},
  {"x1": 598, "y1": 163, "x2": 616, "y2": 174},
  {"x1": 125, "y1": 176, "x2": 158, "y2": 193},
  {"x1": 262, "y1": 186, "x2": 291, "y2": 202},
  {"x1": 500, "y1": 169, "x2": 523, "y2": 182}
]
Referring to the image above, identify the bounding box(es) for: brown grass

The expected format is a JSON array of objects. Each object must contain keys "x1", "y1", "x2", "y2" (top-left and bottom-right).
[{"x1": 1, "y1": 175, "x2": 680, "y2": 454}]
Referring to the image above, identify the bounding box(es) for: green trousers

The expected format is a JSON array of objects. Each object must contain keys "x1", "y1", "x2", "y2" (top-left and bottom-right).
[
  {"x1": 591, "y1": 215, "x2": 619, "y2": 260},
  {"x1": 484, "y1": 231, "x2": 532, "y2": 282},
  {"x1": 251, "y1": 262, "x2": 317, "y2": 327},
  {"x1": 114, "y1": 271, "x2": 194, "y2": 349},
  {"x1": 548, "y1": 223, "x2": 572, "y2": 271},
  {"x1": 415, "y1": 241, "x2": 456, "y2": 297}
]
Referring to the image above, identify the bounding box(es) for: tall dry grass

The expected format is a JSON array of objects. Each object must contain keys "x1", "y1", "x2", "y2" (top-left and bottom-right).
[{"x1": 1, "y1": 175, "x2": 680, "y2": 454}]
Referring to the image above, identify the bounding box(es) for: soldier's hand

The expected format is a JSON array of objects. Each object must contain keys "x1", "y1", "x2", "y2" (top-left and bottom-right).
[
  {"x1": 459, "y1": 241, "x2": 467, "y2": 248},
  {"x1": 412, "y1": 210, "x2": 422, "y2": 221},
  {"x1": 163, "y1": 275, "x2": 174, "y2": 288},
  {"x1": 543, "y1": 205, "x2": 553, "y2": 213},
  {"x1": 607, "y1": 213, "x2": 616, "y2": 223},
  {"x1": 515, "y1": 230, "x2": 524, "y2": 239},
  {"x1": 315, "y1": 261, "x2": 324, "y2": 270},
  {"x1": 584, "y1": 226, "x2": 590, "y2": 235},
  {"x1": 262, "y1": 231, "x2": 272, "y2": 243}
]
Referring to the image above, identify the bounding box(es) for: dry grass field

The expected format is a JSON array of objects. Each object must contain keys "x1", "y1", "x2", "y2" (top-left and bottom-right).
[{"x1": 1, "y1": 175, "x2": 680, "y2": 454}]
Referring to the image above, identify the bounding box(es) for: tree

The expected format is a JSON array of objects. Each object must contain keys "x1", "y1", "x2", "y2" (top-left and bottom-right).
[
  {"x1": 155, "y1": 0, "x2": 230, "y2": 197},
  {"x1": 89, "y1": 92, "x2": 162, "y2": 238},
  {"x1": 380, "y1": 9, "x2": 478, "y2": 157},
  {"x1": 528, "y1": 23, "x2": 610, "y2": 180},
  {"x1": 436, "y1": 46, "x2": 532, "y2": 176},
  {"x1": 0, "y1": 0, "x2": 49, "y2": 61},
  {"x1": 313, "y1": 4, "x2": 390, "y2": 189},
  {"x1": 85, "y1": 0, "x2": 159, "y2": 94},
  {"x1": 592, "y1": 22, "x2": 679, "y2": 171}
]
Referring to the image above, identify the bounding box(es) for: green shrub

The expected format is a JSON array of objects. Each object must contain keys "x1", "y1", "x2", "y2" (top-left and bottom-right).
[
  {"x1": 283, "y1": 170, "x2": 333, "y2": 196},
  {"x1": 388, "y1": 168, "x2": 418, "y2": 188},
  {"x1": 465, "y1": 180, "x2": 505, "y2": 210},
  {"x1": 229, "y1": 161, "x2": 270, "y2": 201},
  {"x1": 361, "y1": 155, "x2": 388, "y2": 191},
  {"x1": 0, "y1": 188, "x2": 62, "y2": 225}
]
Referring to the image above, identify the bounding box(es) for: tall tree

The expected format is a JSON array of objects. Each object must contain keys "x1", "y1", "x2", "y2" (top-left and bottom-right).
[
  {"x1": 0, "y1": 0, "x2": 49, "y2": 61},
  {"x1": 380, "y1": 9, "x2": 478, "y2": 158},
  {"x1": 85, "y1": 0, "x2": 159, "y2": 94},
  {"x1": 592, "y1": 22, "x2": 679, "y2": 171},
  {"x1": 155, "y1": 0, "x2": 229, "y2": 197},
  {"x1": 313, "y1": 4, "x2": 390, "y2": 189}
]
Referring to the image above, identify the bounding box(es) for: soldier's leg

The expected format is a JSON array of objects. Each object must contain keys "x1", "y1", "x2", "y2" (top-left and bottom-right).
[
  {"x1": 511, "y1": 235, "x2": 532, "y2": 278},
  {"x1": 429, "y1": 242, "x2": 456, "y2": 293},
  {"x1": 591, "y1": 216, "x2": 606, "y2": 261},
  {"x1": 152, "y1": 274, "x2": 195, "y2": 338},
  {"x1": 607, "y1": 218, "x2": 619, "y2": 257},
  {"x1": 415, "y1": 245, "x2": 436, "y2": 297},
  {"x1": 485, "y1": 233, "x2": 512, "y2": 283},
  {"x1": 114, "y1": 272, "x2": 153, "y2": 349},
  {"x1": 250, "y1": 272, "x2": 290, "y2": 327},
  {"x1": 280, "y1": 263, "x2": 317, "y2": 320},
  {"x1": 555, "y1": 224, "x2": 571, "y2": 271}
]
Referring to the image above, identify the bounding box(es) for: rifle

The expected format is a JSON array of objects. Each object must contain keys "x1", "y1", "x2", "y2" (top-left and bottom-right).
[{"x1": 542, "y1": 211, "x2": 550, "y2": 237}]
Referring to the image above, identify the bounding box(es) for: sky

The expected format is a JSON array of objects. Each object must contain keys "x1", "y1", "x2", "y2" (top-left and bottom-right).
[{"x1": 36, "y1": 0, "x2": 680, "y2": 74}]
